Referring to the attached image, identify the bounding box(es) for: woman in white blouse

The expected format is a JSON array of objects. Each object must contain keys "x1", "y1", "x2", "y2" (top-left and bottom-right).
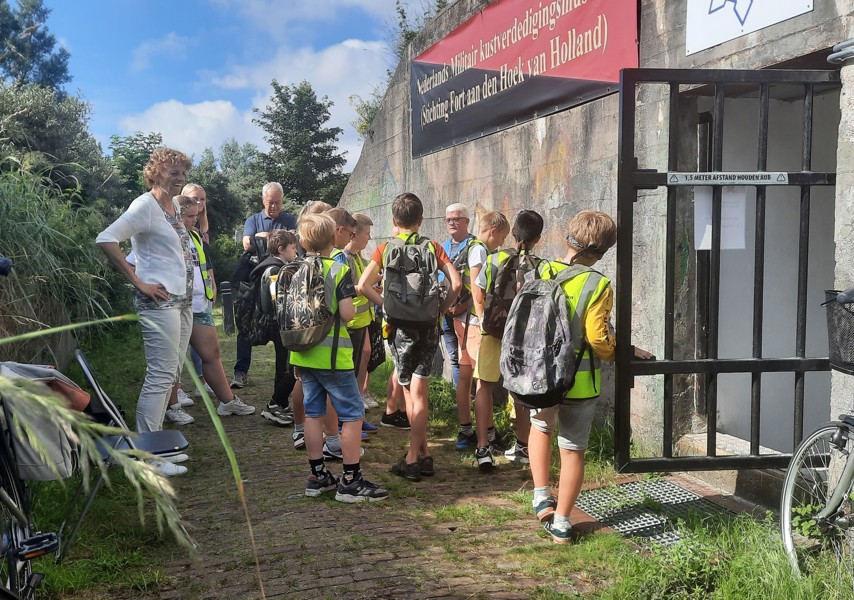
[{"x1": 96, "y1": 148, "x2": 194, "y2": 476}]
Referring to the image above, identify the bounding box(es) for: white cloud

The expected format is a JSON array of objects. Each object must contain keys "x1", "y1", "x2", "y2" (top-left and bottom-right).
[
  {"x1": 130, "y1": 33, "x2": 191, "y2": 73},
  {"x1": 117, "y1": 100, "x2": 264, "y2": 160},
  {"x1": 208, "y1": 38, "x2": 391, "y2": 170}
]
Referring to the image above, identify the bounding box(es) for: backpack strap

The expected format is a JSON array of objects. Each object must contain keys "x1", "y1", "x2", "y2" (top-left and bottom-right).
[{"x1": 324, "y1": 259, "x2": 346, "y2": 370}]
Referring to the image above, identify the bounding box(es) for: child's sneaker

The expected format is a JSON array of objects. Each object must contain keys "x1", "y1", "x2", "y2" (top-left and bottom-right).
[
  {"x1": 475, "y1": 446, "x2": 495, "y2": 472},
  {"x1": 455, "y1": 430, "x2": 477, "y2": 450},
  {"x1": 165, "y1": 406, "x2": 194, "y2": 425},
  {"x1": 361, "y1": 393, "x2": 379, "y2": 409},
  {"x1": 261, "y1": 403, "x2": 294, "y2": 426},
  {"x1": 334, "y1": 475, "x2": 389, "y2": 503},
  {"x1": 292, "y1": 431, "x2": 306, "y2": 450},
  {"x1": 217, "y1": 395, "x2": 256, "y2": 416},
  {"x1": 230, "y1": 372, "x2": 248, "y2": 389},
  {"x1": 418, "y1": 455, "x2": 434, "y2": 477},
  {"x1": 362, "y1": 421, "x2": 379, "y2": 433},
  {"x1": 305, "y1": 470, "x2": 339, "y2": 497},
  {"x1": 322, "y1": 442, "x2": 364, "y2": 460},
  {"x1": 194, "y1": 382, "x2": 215, "y2": 398},
  {"x1": 543, "y1": 519, "x2": 572, "y2": 544},
  {"x1": 533, "y1": 495, "x2": 557, "y2": 523},
  {"x1": 380, "y1": 411, "x2": 410, "y2": 430},
  {"x1": 176, "y1": 387, "x2": 194, "y2": 407},
  {"x1": 390, "y1": 456, "x2": 422, "y2": 482},
  {"x1": 504, "y1": 443, "x2": 530, "y2": 464}
]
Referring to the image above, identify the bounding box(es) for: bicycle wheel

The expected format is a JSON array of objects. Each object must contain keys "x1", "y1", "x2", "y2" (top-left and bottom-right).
[
  {"x1": 0, "y1": 406, "x2": 33, "y2": 599},
  {"x1": 781, "y1": 421, "x2": 854, "y2": 580}
]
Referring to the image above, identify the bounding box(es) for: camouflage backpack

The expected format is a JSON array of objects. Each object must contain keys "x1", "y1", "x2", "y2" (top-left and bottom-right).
[
  {"x1": 480, "y1": 249, "x2": 543, "y2": 338},
  {"x1": 280, "y1": 255, "x2": 344, "y2": 351}
]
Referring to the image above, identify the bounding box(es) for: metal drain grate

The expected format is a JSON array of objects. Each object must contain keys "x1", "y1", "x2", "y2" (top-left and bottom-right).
[{"x1": 575, "y1": 480, "x2": 732, "y2": 546}]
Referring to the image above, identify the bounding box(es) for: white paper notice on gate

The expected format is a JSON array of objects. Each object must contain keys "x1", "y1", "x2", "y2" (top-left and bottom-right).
[
  {"x1": 694, "y1": 186, "x2": 746, "y2": 250},
  {"x1": 686, "y1": 1, "x2": 813, "y2": 56}
]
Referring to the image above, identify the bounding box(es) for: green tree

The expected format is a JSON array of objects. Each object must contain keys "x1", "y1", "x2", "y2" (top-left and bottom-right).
[
  {"x1": 217, "y1": 138, "x2": 269, "y2": 215},
  {"x1": 0, "y1": 0, "x2": 71, "y2": 91},
  {"x1": 188, "y1": 147, "x2": 243, "y2": 238},
  {"x1": 252, "y1": 80, "x2": 347, "y2": 206},
  {"x1": 108, "y1": 131, "x2": 163, "y2": 199},
  {"x1": 0, "y1": 83, "x2": 118, "y2": 205}
]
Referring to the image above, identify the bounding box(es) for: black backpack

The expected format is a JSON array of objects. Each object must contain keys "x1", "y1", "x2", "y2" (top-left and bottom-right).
[
  {"x1": 235, "y1": 256, "x2": 283, "y2": 346},
  {"x1": 480, "y1": 249, "x2": 543, "y2": 338},
  {"x1": 499, "y1": 264, "x2": 602, "y2": 409},
  {"x1": 382, "y1": 234, "x2": 440, "y2": 328}
]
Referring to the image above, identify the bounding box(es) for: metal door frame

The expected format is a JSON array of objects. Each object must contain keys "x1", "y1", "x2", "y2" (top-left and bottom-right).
[{"x1": 615, "y1": 68, "x2": 839, "y2": 472}]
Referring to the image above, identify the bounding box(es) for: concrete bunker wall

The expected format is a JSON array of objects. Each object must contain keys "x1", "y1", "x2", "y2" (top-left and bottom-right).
[{"x1": 340, "y1": 0, "x2": 854, "y2": 455}]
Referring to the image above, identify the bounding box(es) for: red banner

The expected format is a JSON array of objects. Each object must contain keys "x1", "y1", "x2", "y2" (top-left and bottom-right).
[{"x1": 411, "y1": 0, "x2": 638, "y2": 157}]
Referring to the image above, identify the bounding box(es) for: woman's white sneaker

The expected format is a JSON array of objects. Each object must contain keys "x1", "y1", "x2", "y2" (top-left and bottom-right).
[
  {"x1": 176, "y1": 387, "x2": 194, "y2": 407},
  {"x1": 217, "y1": 395, "x2": 256, "y2": 416},
  {"x1": 147, "y1": 459, "x2": 188, "y2": 477},
  {"x1": 165, "y1": 406, "x2": 195, "y2": 425}
]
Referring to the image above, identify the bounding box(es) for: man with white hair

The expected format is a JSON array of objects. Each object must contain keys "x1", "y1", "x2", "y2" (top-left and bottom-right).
[
  {"x1": 440, "y1": 202, "x2": 482, "y2": 450},
  {"x1": 231, "y1": 182, "x2": 297, "y2": 389}
]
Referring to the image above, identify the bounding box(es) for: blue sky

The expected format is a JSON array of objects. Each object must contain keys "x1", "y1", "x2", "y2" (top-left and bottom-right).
[{"x1": 46, "y1": 0, "x2": 418, "y2": 170}]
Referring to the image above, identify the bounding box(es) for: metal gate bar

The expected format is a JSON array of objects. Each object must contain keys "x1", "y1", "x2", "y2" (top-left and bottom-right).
[{"x1": 615, "y1": 68, "x2": 839, "y2": 473}]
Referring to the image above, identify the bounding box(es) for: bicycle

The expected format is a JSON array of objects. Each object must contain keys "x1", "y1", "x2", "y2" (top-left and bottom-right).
[
  {"x1": 0, "y1": 255, "x2": 60, "y2": 599},
  {"x1": 781, "y1": 286, "x2": 854, "y2": 579}
]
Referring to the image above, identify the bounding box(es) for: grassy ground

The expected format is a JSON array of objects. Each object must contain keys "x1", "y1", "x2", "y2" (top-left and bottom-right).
[{"x1": 23, "y1": 319, "x2": 854, "y2": 599}]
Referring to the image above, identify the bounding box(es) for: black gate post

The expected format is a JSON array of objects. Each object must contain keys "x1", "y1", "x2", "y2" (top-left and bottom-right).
[{"x1": 220, "y1": 281, "x2": 234, "y2": 335}]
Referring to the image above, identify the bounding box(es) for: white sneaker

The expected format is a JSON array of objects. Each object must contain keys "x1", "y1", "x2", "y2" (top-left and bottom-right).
[
  {"x1": 362, "y1": 393, "x2": 379, "y2": 409},
  {"x1": 217, "y1": 395, "x2": 256, "y2": 416},
  {"x1": 147, "y1": 459, "x2": 188, "y2": 477},
  {"x1": 160, "y1": 453, "x2": 189, "y2": 464},
  {"x1": 165, "y1": 406, "x2": 195, "y2": 425},
  {"x1": 176, "y1": 388, "x2": 194, "y2": 407},
  {"x1": 194, "y1": 383, "x2": 215, "y2": 398}
]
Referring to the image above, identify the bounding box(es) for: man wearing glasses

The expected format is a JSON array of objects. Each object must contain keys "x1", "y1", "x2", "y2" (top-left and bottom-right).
[
  {"x1": 231, "y1": 182, "x2": 297, "y2": 389},
  {"x1": 439, "y1": 203, "x2": 475, "y2": 394}
]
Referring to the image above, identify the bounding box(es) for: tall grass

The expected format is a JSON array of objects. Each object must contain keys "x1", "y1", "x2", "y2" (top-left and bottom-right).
[{"x1": 0, "y1": 163, "x2": 124, "y2": 364}]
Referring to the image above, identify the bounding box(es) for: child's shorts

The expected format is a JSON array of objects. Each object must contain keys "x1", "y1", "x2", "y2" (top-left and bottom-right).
[
  {"x1": 529, "y1": 397, "x2": 598, "y2": 451},
  {"x1": 453, "y1": 319, "x2": 481, "y2": 369},
  {"x1": 389, "y1": 325, "x2": 439, "y2": 387},
  {"x1": 193, "y1": 310, "x2": 215, "y2": 327},
  {"x1": 472, "y1": 333, "x2": 500, "y2": 382},
  {"x1": 299, "y1": 368, "x2": 365, "y2": 422}
]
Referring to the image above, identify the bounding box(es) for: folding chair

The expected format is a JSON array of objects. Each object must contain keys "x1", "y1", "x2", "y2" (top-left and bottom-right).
[{"x1": 57, "y1": 349, "x2": 189, "y2": 560}]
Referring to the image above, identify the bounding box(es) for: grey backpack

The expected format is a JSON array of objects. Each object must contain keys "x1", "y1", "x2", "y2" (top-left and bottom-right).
[
  {"x1": 499, "y1": 265, "x2": 602, "y2": 409},
  {"x1": 383, "y1": 235, "x2": 440, "y2": 328},
  {"x1": 280, "y1": 255, "x2": 344, "y2": 353},
  {"x1": 0, "y1": 362, "x2": 80, "y2": 481}
]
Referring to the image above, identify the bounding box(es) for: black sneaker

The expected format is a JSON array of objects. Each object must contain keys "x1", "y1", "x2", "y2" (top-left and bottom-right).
[
  {"x1": 261, "y1": 403, "x2": 294, "y2": 426},
  {"x1": 390, "y1": 457, "x2": 422, "y2": 482},
  {"x1": 335, "y1": 476, "x2": 389, "y2": 503},
  {"x1": 475, "y1": 446, "x2": 495, "y2": 472},
  {"x1": 381, "y1": 411, "x2": 411, "y2": 430},
  {"x1": 305, "y1": 470, "x2": 339, "y2": 497},
  {"x1": 455, "y1": 430, "x2": 477, "y2": 450},
  {"x1": 419, "y1": 455, "x2": 435, "y2": 477}
]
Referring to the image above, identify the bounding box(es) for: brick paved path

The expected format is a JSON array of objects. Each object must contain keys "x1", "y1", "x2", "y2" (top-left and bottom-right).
[{"x1": 149, "y1": 344, "x2": 589, "y2": 600}]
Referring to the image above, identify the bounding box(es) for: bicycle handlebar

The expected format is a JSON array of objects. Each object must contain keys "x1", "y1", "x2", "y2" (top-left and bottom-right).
[{"x1": 0, "y1": 255, "x2": 10, "y2": 277}]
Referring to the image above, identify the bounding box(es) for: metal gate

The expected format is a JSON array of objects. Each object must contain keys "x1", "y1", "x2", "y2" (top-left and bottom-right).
[{"x1": 615, "y1": 68, "x2": 839, "y2": 473}]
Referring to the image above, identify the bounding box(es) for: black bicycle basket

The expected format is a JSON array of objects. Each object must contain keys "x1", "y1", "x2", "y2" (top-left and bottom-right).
[{"x1": 826, "y1": 290, "x2": 854, "y2": 375}]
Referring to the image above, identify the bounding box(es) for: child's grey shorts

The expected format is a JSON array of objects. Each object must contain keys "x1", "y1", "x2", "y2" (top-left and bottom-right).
[{"x1": 529, "y1": 397, "x2": 598, "y2": 451}]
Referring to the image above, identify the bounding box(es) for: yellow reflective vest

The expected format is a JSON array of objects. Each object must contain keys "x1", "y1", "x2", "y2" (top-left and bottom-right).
[
  {"x1": 288, "y1": 256, "x2": 354, "y2": 371},
  {"x1": 542, "y1": 261, "x2": 611, "y2": 400},
  {"x1": 341, "y1": 249, "x2": 373, "y2": 330},
  {"x1": 189, "y1": 230, "x2": 214, "y2": 300}
]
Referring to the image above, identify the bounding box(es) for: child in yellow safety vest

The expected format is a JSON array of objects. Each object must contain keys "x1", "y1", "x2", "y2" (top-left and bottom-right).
[
  {"x1": 293, "y1": 214, "x2": 389, "y2": 503},
  {"x1": 529, "y1": 210, "x2": 653, "y2": 543}
]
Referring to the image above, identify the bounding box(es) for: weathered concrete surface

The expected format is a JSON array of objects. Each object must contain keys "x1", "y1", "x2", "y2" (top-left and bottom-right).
[
  {"x1": 831, "y1": 61, "x2": 854, "y2": 421},
  {"x1": 340, "y1": 0, "x2": 854, "y2": 452}
]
